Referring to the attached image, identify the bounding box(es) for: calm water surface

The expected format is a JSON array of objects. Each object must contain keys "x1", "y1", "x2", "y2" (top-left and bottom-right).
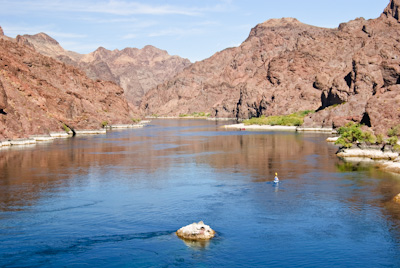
[{"x1": 1, "y1": 119, "x2": 400, "y2": 267}]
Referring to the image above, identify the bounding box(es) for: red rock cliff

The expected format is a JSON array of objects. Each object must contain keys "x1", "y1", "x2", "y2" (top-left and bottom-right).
[
  {"x1": 142, "y1": 1, "x2": 400, "y2": 134},
  {"x1": 16, "y1": 34, "x2": 191, "y2": 106},
  {"x1": 0, "y1": 36, "x2": 135, "y2": 140}
]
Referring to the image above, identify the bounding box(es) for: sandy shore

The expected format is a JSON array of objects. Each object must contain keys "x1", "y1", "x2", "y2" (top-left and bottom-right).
[
  {"x1": 337, "y1": 148, "x2": 399, "y2": 160},
  {"x1": 0, "y1": 121, "x2": 150, "y2": 149},
  {"x1": 145, "y1": 116, "x2": 237, "y2": 121},
  {"x1": 225, "y1": 123, "x2": 400, "y2": 175},
  {"x1": 337, "y1": 146, "x2": 400, "y2": 175},
  {"x1": 223, "y1": 123, "x2": 335, "y2": 133}
]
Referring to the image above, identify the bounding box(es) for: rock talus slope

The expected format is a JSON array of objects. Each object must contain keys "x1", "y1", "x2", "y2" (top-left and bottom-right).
[
  {"x1": 0, "y1": 35, "x2": 135, "y2": 140},
  {"x1": 142, "y1": 1, "x2": 400, "y2": 134}
]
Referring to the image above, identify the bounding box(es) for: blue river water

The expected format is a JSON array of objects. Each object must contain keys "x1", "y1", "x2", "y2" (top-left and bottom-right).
[{"x1": 1, "y1": 119, "x2": 400, "y2": 267}]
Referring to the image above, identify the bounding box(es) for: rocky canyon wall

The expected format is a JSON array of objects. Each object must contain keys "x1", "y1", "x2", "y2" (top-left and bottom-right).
[
  {"x1": 142, "y1": 1, "x2": 400, "y2": 134},
  {"x1": 16, "y1": 34, "x2": 191, "y2": 106},
  {"x1": 0, "y1": 31, "x2": 134, "y2": 140}
]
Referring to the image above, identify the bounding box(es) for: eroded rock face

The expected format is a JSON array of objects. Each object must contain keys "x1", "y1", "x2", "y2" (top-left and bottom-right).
[
  {"x1": 0, "y1": 81, "x2": 7, "y2": 111},
  {"x1": 16, "y1": 34, "x2": 191, "y2": 106},
  {"x1": 176, "y1": 221, "x2": 216, "y2": 241},
  {"x1": 0, "y1": 37, "x2": 135, "y2": 140},
  {"x1": 383, "y1": 0, "x2": 400, "y2": 22},
  {"x1": 142, "y1": 18, "x2": 325, "y2": 118},
  {"x1": 142, "y1": 1, "x2": 400, "y2": 134}
]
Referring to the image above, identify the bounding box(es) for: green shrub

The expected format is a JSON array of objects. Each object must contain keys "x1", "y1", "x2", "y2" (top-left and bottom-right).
[
  {"x1": 179, "y1": 112, "x2": 211, "y2": 118},
  {"x1": 388, "y1": 124, "x2": 400, "y2": 137},
  {"x1": 243, "y1": 110, "x2": 313, "y2": 126},
  {"x1": 62, "y1": 124, "x2": 71, "y2": 133},
  {"x1": 266, "y1": 115, "x2": 303, "y2": 126},
  {"x1": 244, "y1": 115, "x2": 267, "y2": 126},
  {"x1": 376, "y1": 134, "x2": 384, "y2": 144},
  {"x1": 101, "y1": 121, "x2": 108, "y2": 128},
  {"x1": 298, "y1": 110, "x2": 315, "y2": 117},
  {"x1": 387, "y1": 136, "x2": 398, "y2": 146},
  {"x1": 335, "y1": 122, "x2": 364, "y2": 148},
  {"x1": 362, "y1": 130, "x2": 376, "y2": 145},
  {"x1": 131, "y1": 118, "x2": 141, "y2": 123}
]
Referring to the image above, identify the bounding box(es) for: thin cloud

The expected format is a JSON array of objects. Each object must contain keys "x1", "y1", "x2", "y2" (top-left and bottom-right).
[
  {"x1": 0, "y1": 24, "x2": 85, "y2": 38},
  {"x1": 122, "y1": 33, "x2": 137, "y2": 40},
  {"x1": 78, "y1": 16, "x2": 139, "y2": 24},
  {"x1": 46, "y1": 31, "x2": 87, "y2": 39},
  {"x1": 147, "y1": 28, "x2": 204, "y2": 37},
  {"x1": 0, "y1": 0, "x2": 203, "y2": 16}
]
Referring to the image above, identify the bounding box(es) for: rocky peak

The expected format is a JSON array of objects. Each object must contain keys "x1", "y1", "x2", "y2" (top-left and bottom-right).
[
  {"x1": 14, "y1": 30, "x2": 191, "y2": 107},
  {"x1": 27, "y1": 32, "x2": 59, "y2": 45},
  {"x1": 261, "y1": 17, "x2": 302, "y2": 27},
  {"x1": 383, "y1": 0, "x2": 400, "y2": 22},
  {"x1": 0, "y1": 26, "x2": 4, "y2": 36},
  {"x1": 245, "y1": 17, "x2": 319, "y2": 43},
  {"x1": 15, "y1": 32, "x2": 82, "y2": 62},
  {"x1": 121, "y1": 47, "x2": 139, "y2": 57},
  {"x1": 94, "y1": 46, "x2": 110, "y2": 54},
  {"x1": 93, "y1": 46, "x2": 111, "y2": 59},
  {"x1": 142, "y1": 45, "x2": 163, "y2": 53}
]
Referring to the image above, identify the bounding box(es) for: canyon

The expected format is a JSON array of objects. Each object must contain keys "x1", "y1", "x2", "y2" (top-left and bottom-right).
[
  {"x1": 0, "y1": 28, "x2": 135, "y2": 140},
  {"x1": 1, "y1": 0, "x2": 399, "y2": 140},
  {"x1": 17, "y1": 34, "x2": 191, "y2": 106},
  {"x1": 142, "y1": 0, "x2": 400, "y2": 135}
]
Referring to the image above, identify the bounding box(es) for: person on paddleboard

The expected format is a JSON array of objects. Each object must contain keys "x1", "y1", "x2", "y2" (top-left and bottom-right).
[{"x1": 274, "y1": 172, "x2": 279, "y2": 183}]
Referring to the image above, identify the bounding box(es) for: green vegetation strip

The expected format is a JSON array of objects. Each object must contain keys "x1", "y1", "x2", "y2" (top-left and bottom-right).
[
  {"x1": 335, "y1": 122, "x2": 400, "y2": 150},
  {"x1": 179, "y1": 112, "x2": 211, "y2": 118},
  {"x1": 244, "y1": 110, "x2": 314, "y2": 126}
]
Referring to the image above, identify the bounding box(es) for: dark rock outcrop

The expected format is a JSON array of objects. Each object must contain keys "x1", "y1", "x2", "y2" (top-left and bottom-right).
[
  {"x1": 383, "y1": 0, "x2": 400, "y2": 22},
  {"x1": 0, "y1": 80, "x2": 7, "y2": 112}
]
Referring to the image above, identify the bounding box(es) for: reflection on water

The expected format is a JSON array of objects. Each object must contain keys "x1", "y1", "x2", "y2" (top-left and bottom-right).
[
  {"x1": 1, "y1": 119, "x2": 400, "y2": 267},
  {"x1": 179, "y1": 237, "x2": 212, "y2": 250},
  {"x1": 0, "y1": 120, "x2": 339, "y2": 211}
]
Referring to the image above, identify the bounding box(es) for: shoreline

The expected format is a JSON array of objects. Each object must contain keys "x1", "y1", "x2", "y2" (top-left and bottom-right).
[
  {"x1": 0, "y1": 122, "x2": 149, "y2": 149},
  {"x1": 145, "y1": 116, "x2": 237, "y2": 121},
  {"x1": 224, "y1": 123, "x2": 400, "y2": 175},
  {"x1": 337, "y1": 147, "x2": 400, "y2": 174},
  {"x1": 223, "y1": 123, "x2": 335, "y2": 133}
]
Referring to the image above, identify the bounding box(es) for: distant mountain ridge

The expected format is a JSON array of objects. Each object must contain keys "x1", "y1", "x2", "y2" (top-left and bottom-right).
[
  {"x1": 141, "y1": 0, "x2": 400, "y2": 134},
  {"x1": 17, "y1": 33, "x2": 191, "y2": 105}
]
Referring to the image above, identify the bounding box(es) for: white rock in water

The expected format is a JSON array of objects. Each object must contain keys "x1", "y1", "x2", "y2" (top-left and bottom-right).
[
  {"x1": 393, "y1": 193, "x2": 400, "y2": 203},
  {"x1": 176, "y1": 221, "x2": 216, "y2": 240}
]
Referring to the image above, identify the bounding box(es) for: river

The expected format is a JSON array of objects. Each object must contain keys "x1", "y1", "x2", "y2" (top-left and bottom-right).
[{"x1": 1, "y1": 119, "x2": 400, "y2": 267}]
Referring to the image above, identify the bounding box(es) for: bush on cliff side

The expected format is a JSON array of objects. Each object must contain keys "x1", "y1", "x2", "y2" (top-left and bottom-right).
[
  {"x1": 388, "y1": 124, "x2": 400, "y2": 138},
  {"x1": 335, "y1": 122, "x2": 365, "y2": 148},
  {"x1": 335, "y1": 122, "x2": 400, "y2": 150},
  {"x1": 387, "y1": 124, "x2": 400, "y2": 151}
]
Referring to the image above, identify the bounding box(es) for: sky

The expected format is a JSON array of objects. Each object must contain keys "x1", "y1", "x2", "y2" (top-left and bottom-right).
[{"x1": 0, "y1": 0, "x2": 389, "y2": 62}]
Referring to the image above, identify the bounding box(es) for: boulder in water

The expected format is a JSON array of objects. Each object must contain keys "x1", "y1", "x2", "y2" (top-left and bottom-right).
[
  {"x1": 393, "y1": 193, "x2": 400, "y2": 203},
  {"x1": 176, "y1": 221, "x2": 216, "y2": 240}
]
